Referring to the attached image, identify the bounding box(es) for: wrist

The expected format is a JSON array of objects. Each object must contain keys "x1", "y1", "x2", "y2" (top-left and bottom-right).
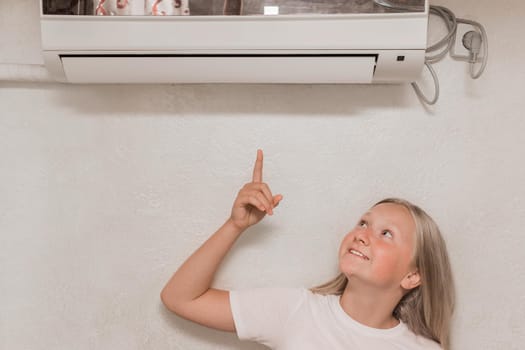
[{"x1": 225, "y1": 218, "x2": 247, "y2": 235}]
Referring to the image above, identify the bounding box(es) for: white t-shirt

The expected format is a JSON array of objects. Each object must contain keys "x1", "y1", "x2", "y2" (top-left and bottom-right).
[{"x1": 229, "y1": 287, "x2": 442, "y2": 350}]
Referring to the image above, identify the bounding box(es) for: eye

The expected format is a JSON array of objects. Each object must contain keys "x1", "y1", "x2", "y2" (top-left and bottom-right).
[
  {"x1": 358, "y1": 220, "x2": 367, "y2": 228},
  {"x1": 382, "y1": 230, "x2": 393, "y2": 239}
]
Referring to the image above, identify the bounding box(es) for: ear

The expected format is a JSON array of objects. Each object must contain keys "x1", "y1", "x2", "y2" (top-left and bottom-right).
[{"x1": 400, "y1": 270, "x2": 421, "y2": 290}]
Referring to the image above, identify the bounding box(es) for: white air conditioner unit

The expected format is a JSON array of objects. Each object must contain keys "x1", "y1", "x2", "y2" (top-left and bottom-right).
[{"x1": 40, "y1": 1, "x2": 429, "y2": 84}]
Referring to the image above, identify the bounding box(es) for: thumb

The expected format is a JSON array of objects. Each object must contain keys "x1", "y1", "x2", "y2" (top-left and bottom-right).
[{"x1": 273, "y1": 194, "x2": 283, "y2": 207}]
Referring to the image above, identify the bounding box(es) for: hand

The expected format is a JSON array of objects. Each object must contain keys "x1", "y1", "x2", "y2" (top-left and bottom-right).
[{"x1": 229, "y1": 149, "x2": 283, "y2": 231}]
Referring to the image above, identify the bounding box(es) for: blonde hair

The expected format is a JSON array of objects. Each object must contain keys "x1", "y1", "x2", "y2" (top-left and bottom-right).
[{"x1": 310, "y1": 198, "x2": 455, "y2": 349}]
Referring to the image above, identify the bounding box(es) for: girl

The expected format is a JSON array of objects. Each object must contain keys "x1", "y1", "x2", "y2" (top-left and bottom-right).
[{"x1": 161, "y1": 150, "x2": 455, "y2": 349}]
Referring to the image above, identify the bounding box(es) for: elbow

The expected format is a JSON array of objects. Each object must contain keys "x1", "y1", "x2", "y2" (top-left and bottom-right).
[
  {"x1": 161, "y1": 289, "x2": 193, "y2": 320},
  {"x1": 160, "y1": 288, "x2": 178, "y2": 313},
  {"x1": 161, "y1": 288, "x2": 197, "y2": 321},
  {"x1": 160, "y1": 286, "x2": 190, "y2": 317}
]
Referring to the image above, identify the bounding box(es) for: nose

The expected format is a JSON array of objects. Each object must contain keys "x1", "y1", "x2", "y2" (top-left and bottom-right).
[{"x1": 355, "y1": 227, "x2": 370, "y2": 246}]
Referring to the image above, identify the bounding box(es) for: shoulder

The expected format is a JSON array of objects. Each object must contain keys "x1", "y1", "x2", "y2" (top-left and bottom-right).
[
  {"x1": 230, "y1": 287, "x2": 308, "y2": 304},
  {"x1": 229, "y1": 287, "x2": 330, "y2": 326},
  {"x1": 229, "y1": 287, "x2": 312, "y2": 346},
  {"x1": 399, "y1": 324, "x2": 443, "y2": 350},
  {"x1": 229, "y1": 287, "x2": 310, "y2": 322},
  {"x1": 418, "y1": 337, "x2": 442, "y2": 350},
  {"x1": 415, "y1": 337, "x2": 443, "y2": 350}
]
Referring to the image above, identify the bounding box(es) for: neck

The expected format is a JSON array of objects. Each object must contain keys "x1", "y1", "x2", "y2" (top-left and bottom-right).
[{"x1": 339, "y1": 279, "x2": 402, "y2": 329}]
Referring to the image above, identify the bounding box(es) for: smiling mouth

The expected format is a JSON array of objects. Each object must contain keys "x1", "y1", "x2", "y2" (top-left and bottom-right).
[{"x1": 348, "y1": 249, "x2": 369, "y2": 260}]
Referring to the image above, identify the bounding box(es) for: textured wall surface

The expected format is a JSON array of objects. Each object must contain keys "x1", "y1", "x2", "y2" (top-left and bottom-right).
[{"x1": 1, "y1": 1, "x2": 524, "y2": 349}]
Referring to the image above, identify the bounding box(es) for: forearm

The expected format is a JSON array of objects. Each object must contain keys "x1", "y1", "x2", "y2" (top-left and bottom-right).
[
  {"x1": 161, "y1": 219, "x2": 244, "y2": 307},
  {"x1": 160, "y1": 150, "x2": 282, "y2": 331}
]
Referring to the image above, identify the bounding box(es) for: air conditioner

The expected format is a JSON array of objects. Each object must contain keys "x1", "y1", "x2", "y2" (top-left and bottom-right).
[{"x1": 40, "y1": 0, "x2": 429, "y2": 84}]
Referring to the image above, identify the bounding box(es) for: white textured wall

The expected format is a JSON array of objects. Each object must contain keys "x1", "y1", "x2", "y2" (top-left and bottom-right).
[{"x1": 1, "y1": 1, "x2": 524, "y2": 349}]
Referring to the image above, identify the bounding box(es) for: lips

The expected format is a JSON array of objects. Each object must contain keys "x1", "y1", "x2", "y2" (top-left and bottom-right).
[{"x1": 348, "y1": 248, "x2": 369, "y2": 260}]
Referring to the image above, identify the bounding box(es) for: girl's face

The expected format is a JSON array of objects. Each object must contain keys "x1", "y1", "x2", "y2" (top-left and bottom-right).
[{"x1": 338, "y1": 203, "x2": 418, "y2": 291}]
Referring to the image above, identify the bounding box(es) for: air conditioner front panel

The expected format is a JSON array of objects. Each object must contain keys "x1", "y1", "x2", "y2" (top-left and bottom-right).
[
  {"x1": 41, "y1": 15, "x2": 428, "y2": 51},
  {"x1": 60, "y1": 55, "x2": 377, "y2": 83}
]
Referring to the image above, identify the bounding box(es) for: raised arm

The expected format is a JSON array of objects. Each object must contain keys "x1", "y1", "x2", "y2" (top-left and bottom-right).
[{"x1": 160, "y1": 149, "x2": 283, "y2": 332}]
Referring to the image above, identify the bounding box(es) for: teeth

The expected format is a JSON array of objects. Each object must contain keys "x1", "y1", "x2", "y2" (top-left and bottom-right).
[
  {"x1": 350, "y1": 249, "x2": 368, "y2": 260},
  {"x1": 350, "y1": 249, "x2": 364, "y2": 257}
]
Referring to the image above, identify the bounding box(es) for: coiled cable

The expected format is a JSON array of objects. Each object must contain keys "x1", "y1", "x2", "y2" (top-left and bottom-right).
[{"x1": 375, "y1": 2, "x2": 488, "y2": 105}]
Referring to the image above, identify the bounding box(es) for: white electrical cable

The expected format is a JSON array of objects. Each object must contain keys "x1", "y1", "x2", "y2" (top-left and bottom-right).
[
  {"x1": 375, "y1": 2, "x2": 488, "y2": 105},
  {"x1": 452, "y1": 18, "x2": 489, "y2": 79},
  {"x1": 411, "y1": 62, "x2": 439, "y2": 105},
  {"x1": 413, "y1": 5, "x2": 488, "y2": 104},
  {"x1": 372, "y1": 0, "x2": 424, "y2": 12},
  {"x1": 425, "y1": 6, "x2": 457, "y2": 63}
]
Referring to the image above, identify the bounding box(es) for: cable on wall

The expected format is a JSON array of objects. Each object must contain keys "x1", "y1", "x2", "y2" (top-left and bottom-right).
[
  {"x1": 450, "y1": 18, "x2": 488, "y2": 79},
  {"x1": 411, "y1": 62, "x2": 439, "y2": 105},
  {"x1": 376, "y1": 2, "x2": 489, "y2": 105},
  {"x1": 413, "y1": 4, "x2": 488, "y2": 105}
]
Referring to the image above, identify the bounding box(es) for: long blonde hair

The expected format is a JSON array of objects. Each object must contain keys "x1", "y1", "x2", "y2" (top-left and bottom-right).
[{"x1": 311, "y1": 198, "x2": 455, "y2": 349}]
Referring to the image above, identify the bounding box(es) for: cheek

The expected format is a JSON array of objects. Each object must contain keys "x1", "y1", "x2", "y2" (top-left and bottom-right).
[
  {"x1": 370, "y1": 247, "x2": 404, "y2": 280},
  {"x1": 372, "y1": 245, "x2": 414, "y2": 282}
]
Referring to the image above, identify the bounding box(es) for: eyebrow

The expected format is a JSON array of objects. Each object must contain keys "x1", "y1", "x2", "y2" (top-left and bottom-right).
[{"x1": 361, "y1": 212, "x2": 401, "y2": 234}]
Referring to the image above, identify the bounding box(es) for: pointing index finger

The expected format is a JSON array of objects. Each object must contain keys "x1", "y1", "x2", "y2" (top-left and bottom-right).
[{"x1": 252, "y1": 149, "x2": 263, "y2": 183}]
